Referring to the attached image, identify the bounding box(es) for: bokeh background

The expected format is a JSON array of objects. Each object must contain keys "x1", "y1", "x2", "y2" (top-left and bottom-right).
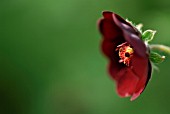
[{"x1": 0, "y1": 0, "x2": 170, "y2": 114}]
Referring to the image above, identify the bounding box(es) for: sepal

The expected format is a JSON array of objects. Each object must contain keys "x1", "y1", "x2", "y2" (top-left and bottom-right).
[
  {"x1": 142, "y1": 30, "x2": 156, "y2": 42},
  {"x1": 149, "y1": 51, "x2": 165, "y2": 64}
]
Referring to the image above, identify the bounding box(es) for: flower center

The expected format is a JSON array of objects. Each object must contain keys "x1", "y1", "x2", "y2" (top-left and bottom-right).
[{"x1": 116, "y1": 42, "x2": 134, "y2": 66}]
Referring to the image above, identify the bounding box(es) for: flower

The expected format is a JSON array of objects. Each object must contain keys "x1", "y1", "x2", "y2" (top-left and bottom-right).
[{"x1": 98, "y1": 11, "x2": 152, "y2": 101}]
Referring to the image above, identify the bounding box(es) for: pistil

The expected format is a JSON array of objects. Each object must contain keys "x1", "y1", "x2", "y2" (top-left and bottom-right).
[{"x1": 116, "y1": 42, "x2": 134, "y2": 66}]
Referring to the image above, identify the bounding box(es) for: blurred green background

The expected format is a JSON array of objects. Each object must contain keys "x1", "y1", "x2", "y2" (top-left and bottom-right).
[{"x1": 0, "y1": 0, "x2": 170, "y2": 114}]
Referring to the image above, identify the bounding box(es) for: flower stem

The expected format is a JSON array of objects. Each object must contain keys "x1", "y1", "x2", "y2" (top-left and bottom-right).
[{"x1": 150, "y1": 44, "x2": 170, "y2": 55}]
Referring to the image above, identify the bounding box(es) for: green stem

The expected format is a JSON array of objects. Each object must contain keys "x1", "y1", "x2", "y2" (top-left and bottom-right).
[{"x1": 150, "y1": 44, "x2": 170, "y2": 55}]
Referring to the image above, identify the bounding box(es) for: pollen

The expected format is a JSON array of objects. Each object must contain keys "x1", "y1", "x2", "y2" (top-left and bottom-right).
[{"x1": 116, "y1": 42, "x2": 134, "y2": 66}]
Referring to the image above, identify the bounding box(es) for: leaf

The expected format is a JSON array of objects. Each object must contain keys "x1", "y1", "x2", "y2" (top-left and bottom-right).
[
  {"x1": 149, "y1": 51, "x2": 165, "y2": 64},
  {"x1": 142, "y1": 30, "x2": 156, "y2": 42}
]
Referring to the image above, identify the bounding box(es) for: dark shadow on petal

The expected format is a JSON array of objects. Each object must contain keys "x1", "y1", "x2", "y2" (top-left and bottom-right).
[
  {"x1": 101, "y1": 40, "x2": 117, "y2": 59},
  {"x1": 145, "y1": 61, "x2": 152, "y2": 87},
  {"x1": 108, "y1": 61, "x2": 125, "y2": 80},
  {"x1": 101, "y1": 37, "x2": 125, "y2": 60}
]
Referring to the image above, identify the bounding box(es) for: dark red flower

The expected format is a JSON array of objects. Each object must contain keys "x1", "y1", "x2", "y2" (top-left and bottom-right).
[{"x1": 98, "y1": 11, "x2": 152, "y2": 101}]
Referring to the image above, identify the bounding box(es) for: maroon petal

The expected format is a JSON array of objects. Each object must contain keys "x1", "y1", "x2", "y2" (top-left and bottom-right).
[
  {"x1": 130, "y1": 87, "x2": 144, "y2": 101},
  {"x1": 102, "y1": 11, "x2": 114, "y2": 20},
  {"x1": 129, "y1": 54, "x2": 149, "y2": 100},
  {"x1": 123, "y1": 31, "x2": 148, "y2": 58},
  {"x1": 101, "y1": 37, "x2": 124, "y2": 59},
  {"x1": 99, "y1": 12, "x2": 121, "y2": 40},
  {"x1": 112, "y1": 13, "x2": 147, "y2": 58},
  {"x1": 101, "y1": 40, "x2": 117, "y2": 59},
  {"x1": 131, "y1": 54, "x2": 148, "y2": 79},
  {"x1": 131, "y1": 61, "x2": 152, "y2": 100},
  {"x1": 112, "y1": 13, "x2": 138, "y2": 35},
  {"x1": 98, "y1": 11, "x2": 152, "y2": 101},
  {"x1": 108, "y1": 61, "x2": 124, "y2": 80},
  {"x1": 116, "y1": 68, "x2": 139, "y2": 97}
]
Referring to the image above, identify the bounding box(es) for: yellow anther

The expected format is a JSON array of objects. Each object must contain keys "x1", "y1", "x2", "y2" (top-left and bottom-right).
[{"x1": 116, "y1": 42, "x2": 134, "y2": 66}]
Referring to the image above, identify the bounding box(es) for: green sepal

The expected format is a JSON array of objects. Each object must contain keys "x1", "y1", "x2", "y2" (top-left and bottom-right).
[
  {"x1": 135, "y1": 23, "x2": 143, "y2": 33},
  {"x1": 126, "y1": 19, "x2": 136, "y2": 26},
  {"x1": 142, "y1": 30, "x2": 156, "y2": 42},
  {"x1": 149, "y1": 51, "x2": 165, "y2": 64}
]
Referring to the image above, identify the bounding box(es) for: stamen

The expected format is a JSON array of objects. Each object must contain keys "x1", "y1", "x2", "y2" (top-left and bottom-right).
[{"x1": 116, "y1": 42, "x2": 134, "y2": 66}]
